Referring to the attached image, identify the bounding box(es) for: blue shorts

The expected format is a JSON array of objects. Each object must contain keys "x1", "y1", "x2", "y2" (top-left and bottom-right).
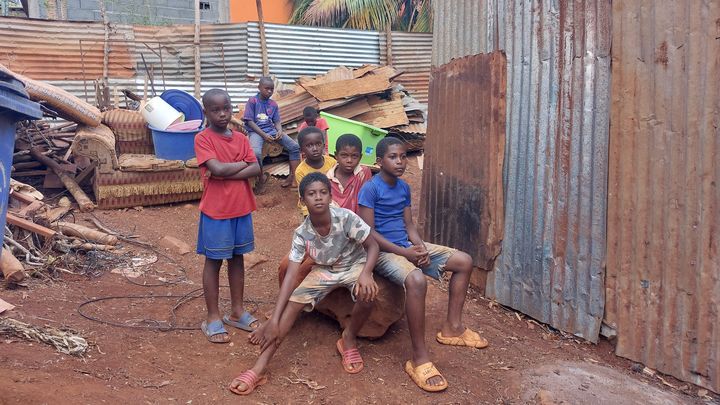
[{"x1": 196, "y1": 212, "x2": 254, "y2": 260}]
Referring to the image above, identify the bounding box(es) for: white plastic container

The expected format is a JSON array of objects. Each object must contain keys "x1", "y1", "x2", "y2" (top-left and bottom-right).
[{"x1": 141, "y1": 96, "x2": 184, "y2": 130}]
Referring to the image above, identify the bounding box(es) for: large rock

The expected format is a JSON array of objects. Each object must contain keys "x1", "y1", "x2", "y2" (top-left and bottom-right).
[{"x1": 278, "y1": 256, "x2": 405, "y2": 338}]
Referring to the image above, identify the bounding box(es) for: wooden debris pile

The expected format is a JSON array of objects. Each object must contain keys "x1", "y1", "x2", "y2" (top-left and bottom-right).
[
  {"x1": 1, "y1": 180, "x2": 121, "y2": 285},
  {"x1": 3, "y1": 63, "x2": 100, "y2": 213},
  {"x1": 238, "y1": 65, "x2": 428, "y2": 158}
]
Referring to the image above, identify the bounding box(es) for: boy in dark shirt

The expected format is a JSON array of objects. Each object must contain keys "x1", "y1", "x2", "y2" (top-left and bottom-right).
[{"x1": 242, "y1": 77, "x2": 301, "y2": 191}]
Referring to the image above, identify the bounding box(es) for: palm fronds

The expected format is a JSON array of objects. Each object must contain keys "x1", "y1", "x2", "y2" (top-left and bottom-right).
[{"x1": 289, "y1": 0, "x2": 432, "y2": 32}]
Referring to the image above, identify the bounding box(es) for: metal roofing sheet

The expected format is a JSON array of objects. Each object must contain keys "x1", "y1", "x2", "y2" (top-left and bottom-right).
[
  {"x1": 419, "y1": 52, "x2": 506, "y2": 272},
  {"x1": 0, "y1": 16, "x2": 135, "y2": 80},
  {"x1": 605, "y1": 0, "x2": 720, "y2": 393},
  {"x1": 380, "y1": 32, "x2": 432, "y2": 103},
  {"x1": 430, "y1": 0, "x2": 612, "y2": 342},
  {"x1": 246, "y1": 22, "x2": 381, "y2": 82},
  {"x1": 431, "y1": 0, "x2": 497, "y2": 66}
]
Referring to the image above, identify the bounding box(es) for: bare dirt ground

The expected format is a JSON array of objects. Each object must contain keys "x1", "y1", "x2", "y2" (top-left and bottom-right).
[{"x1": 0, "y1": 157, "x2": 714, "y2": 404}]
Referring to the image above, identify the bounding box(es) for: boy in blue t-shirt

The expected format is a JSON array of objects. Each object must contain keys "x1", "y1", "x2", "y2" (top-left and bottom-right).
[
  {"x1": 358, "y1": 137, "x2": 488, "y2": 393},
  {"x1": 242, "y1": 77, "x2": 301, "y2": 191}
]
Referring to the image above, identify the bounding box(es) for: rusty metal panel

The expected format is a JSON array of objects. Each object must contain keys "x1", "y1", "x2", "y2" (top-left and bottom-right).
[
  {"x1": 419, "y1": 52, "x2": 506, "y2": 272},
  {"x1": 483, "y1": 0, "x2": 612, "y2": 342},
  {"x1": 606, "y1": 0, "x2": 720, "y2": 393},
  {"x1": 0, "y1": 16, "x2": 134, "y2": 81},
  {"x1": 431, "y1": 0, "x2": 498, "y2": 66},
  {"x1": 380, "y1": 32, "x2": 432, "y2": 104}
]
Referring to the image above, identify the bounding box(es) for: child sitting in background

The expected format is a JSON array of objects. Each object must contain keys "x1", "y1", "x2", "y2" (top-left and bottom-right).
[
  {"x1": 243, "y1": 77, "x2": 300, "y2": 192},
  {"x1": 229, "y1": 173, "x2": 379, "y2": 396},
  {"x1": 295, "y1": 126, "x2": 336, "y2": 217},
  {"x1": 194, "y1": 89, "x2": 261, "y2": 343},
  {"x1": 298, "y1": 106, "x2": 329, "y2": 154},
  {"x1": 326, "y1": 133, "x2": 372, "y2": 213}
]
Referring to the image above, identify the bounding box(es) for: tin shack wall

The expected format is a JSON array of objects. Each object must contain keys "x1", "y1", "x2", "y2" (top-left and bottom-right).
[
  {"x1": 429, "y1": 0, "x2": 611, "y2": 342},
  {"x1": 419, "y1": 52, "x2": 506, "y2": 272},
  {"x1": 606, "y1": 0, "x2": 720, "y2": 392}
]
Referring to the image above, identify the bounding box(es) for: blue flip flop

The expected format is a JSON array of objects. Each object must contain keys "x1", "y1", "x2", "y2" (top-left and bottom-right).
[
  {"x1": 201, "y1": 319, "x2": 229, "y2": 343},
  {"x1": 223, "y1": 312, "x2": 258, "y2": 332}
]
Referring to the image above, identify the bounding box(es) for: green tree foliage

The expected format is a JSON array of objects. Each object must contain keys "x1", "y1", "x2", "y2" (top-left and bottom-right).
[{"x1": 289, "y1": 0, "x2": 432, "y2": 32}]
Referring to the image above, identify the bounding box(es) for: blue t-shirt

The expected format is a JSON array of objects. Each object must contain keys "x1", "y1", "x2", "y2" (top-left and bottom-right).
[
  {"x1": 358, "y1": 175, "x2": 412, "y2": 248},
  {"x1": 242, "y1": 93, "x2": 280, "y2": 136}
]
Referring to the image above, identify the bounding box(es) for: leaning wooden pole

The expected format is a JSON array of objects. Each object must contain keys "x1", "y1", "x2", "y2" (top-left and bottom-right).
[
  {"x1": 193, "y1": 0, "x2": 201, "y2": 98},
  {"x1": 29, "y1": 148, "x2": 94, "y2": 212},
  {"x1": 256, "y1": 0, "x2": 269, "y2": 76}
]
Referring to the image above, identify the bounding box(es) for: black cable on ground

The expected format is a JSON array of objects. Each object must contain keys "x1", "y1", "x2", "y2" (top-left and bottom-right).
[{"x1": 76, "y1": 215, "x2": 274, "y2": 332}]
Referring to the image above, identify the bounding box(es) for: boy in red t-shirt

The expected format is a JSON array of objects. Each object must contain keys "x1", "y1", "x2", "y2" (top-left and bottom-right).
[
  {"x1": 195, "y1": 89, "x2": 262, "y2": 344},
  {"x1": 298, "y1": 107, "x2": 330, "y2": 154}
]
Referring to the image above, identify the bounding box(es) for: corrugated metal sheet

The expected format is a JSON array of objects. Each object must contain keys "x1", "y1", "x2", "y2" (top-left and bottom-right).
[
  {"x1": 246, "y1": 22, "x2": 381, "y2": 82},
  {"x1": 419, "y1": 52, "x2": 506, "y2": 271},
  {"x1": 605, "y1": 0, "x2": 720, "y2": 393},
  {"x1": 131, "y1": 23, "x2": 248, "y2": 84},
  {"x1": 429, "y1": 0, "x2": 611, "y2": 342},
  {"x1": 431, "y1": 0, "x2": 497, "y2": 67},
  {"x1": 0, "y1": 16, "x2": 135, "y2": 80},
  {"x1": 2, "y1": 18, "x2": 426, "y2": 114},
  {"x1": 380, "y1": 32, "x2": 432, "y2": 103}
]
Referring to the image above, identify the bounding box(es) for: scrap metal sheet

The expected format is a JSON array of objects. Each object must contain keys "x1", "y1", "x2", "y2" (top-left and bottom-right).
[
  {"x1": 419, "y1": 52, "x2": 506, "y2": 272},
  {"x1": 606, "y1": 0, "x2": 720, "y2": 393},
  {"x1": 485, "y1": 0, "x2": 612, "y2": 343}
]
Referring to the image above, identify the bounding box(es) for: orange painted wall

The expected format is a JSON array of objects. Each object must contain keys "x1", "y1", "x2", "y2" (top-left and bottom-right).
[{"x1": 230, "y1": 0, "x2": 293, "y2": 24}]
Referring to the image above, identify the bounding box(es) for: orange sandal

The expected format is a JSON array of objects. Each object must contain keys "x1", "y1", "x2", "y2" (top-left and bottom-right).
[
  {"x1": 436, "y1": 328, "x2": 489, "y2": 349},
  {"x1": 228, "y1": 370, "x2": 267, "y2": 395},
  {"x1": 404, "y1": 361, "x2": 448, "y2": 392},
  {"x1": 336, "y1": 338, "x2": 364, "y2": 374}
]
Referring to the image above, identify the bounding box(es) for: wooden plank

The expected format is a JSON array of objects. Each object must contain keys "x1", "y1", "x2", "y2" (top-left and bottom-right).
[
  {"x1": 325, "y1": 97, "x2": 373, "y2": 119},
  {"x1": 6, "y1": 213, "x2": 56, "y2": 238},
  {"x1": 301, "y1": 74, "x2": 392, "y2": 102},
  {"x1": 298, "y1": 66, "x2": 354, "y2": 87},
  {"x1": 353, "y1": 99, "x2": 409, "y2": 128},
  {"x1": 9, "y1": 191, "x2": 38, "y2": 205}
]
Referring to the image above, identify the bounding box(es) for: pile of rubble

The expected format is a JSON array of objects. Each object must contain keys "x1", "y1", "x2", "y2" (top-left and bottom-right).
[{"x1": 253, "y1": 64, "x2": 428, "y2": 157}]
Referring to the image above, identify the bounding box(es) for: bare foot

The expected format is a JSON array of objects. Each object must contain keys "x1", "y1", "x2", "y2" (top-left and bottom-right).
[{"x1": 248, "y1": 322, "x2": 266, "y2": 345}]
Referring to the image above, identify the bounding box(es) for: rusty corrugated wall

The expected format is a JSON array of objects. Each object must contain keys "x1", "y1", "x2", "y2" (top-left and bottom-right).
[
  {"x1": 606, "y1": 0, "x2": 720, "y2": 393},
  {"x1": 428, "y1": 0, "x2": 612, "y2": 342},
  {"x1": 419, "y1": 52, "x2": 506, "y2": 271},
  {"x1": 0, "y1": 17, "x2": 134, "y2": 80},
  {"x1": 1, "y1": 17, "x2": 431, "y2": 107}
]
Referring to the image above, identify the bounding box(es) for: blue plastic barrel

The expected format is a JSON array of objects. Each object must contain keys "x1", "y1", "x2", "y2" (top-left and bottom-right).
[
  {"x1": 0, "y1": 73, "x2": 43, "y2": 261},
  {"x1": 149, "y1": 125, "x2": 203, "y2": 161}
]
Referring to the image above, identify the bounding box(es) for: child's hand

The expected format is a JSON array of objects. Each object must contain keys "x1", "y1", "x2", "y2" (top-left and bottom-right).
[
  {"x1": 257, "y1": 321, "x2": 280, "y2": 351},
  {"x1": 404, "y1": 245, "x2": 429, "y2": 266},
  {"x1": 355, "y1": 273, "x2": 379, "y2": 302}
]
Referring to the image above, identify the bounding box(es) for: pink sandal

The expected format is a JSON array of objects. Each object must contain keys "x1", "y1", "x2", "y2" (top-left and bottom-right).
[
  {"x1": 228, "y1": 370, "x2": 268, "y2": 395},
  {"x1": 336, "y1": 338, "x2": 364, "y2": 374}
]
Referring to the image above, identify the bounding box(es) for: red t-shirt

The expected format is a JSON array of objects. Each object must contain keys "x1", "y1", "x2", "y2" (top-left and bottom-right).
[
  {"x1": 327, "y1": 164, "x2": 372, "y2": 213},
  {"x1": 298, "y1": 118, "x2": 330, "y2": 153},
  {"x1": 194, "y1": 128, "x2": 257, "y2": 219}
]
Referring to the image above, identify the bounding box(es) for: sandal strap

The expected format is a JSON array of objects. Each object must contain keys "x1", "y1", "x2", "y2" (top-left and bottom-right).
[
  {"x1": 342, "y1": 349, "x2": 363, "y2": 364},
  {"x1": 238, "y1": 311, "x2": 257, "y2": 326},
  {"x1": 416, "y1": 362, "x2": 443, "y2": 380},
  {"x1": 235, "y1": 370, "x2": 258, "y2": 386}
]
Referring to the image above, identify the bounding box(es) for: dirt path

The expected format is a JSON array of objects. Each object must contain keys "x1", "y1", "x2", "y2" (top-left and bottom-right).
[{"x1": 0, "y1": 157, "x2": 708, "y2": 404}]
